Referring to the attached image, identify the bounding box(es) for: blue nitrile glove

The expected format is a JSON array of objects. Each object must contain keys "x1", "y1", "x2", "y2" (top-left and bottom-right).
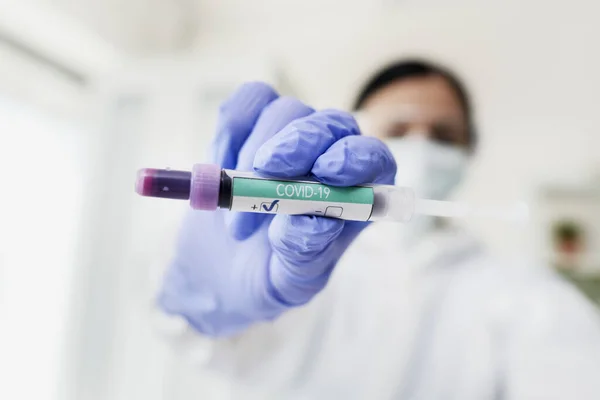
[{"x1": 158, "y1": 82, "x2": 396, "y2": 337}]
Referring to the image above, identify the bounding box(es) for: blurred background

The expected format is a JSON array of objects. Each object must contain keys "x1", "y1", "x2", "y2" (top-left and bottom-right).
[{"x1": 0, "y1": 0, "x2": 599, "y2": 399}]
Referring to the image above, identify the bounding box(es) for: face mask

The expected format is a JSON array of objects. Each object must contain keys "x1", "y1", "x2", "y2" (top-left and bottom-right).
[{"x1": 384, "y1": 135, "x2": 469, "y2": 200}]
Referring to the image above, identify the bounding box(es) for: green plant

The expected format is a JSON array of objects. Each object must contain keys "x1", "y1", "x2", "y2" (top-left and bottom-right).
[{"x1": 553, "y1": 220, "x2": 582, "y2": 242}]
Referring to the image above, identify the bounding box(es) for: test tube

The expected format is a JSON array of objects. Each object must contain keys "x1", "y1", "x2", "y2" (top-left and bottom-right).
[
  {"x1": 135, "y1": 164, "x2": 528, "y2": 223},
  {"x1": 136, "y1": 164, "x2": 415, "y2": 222}
]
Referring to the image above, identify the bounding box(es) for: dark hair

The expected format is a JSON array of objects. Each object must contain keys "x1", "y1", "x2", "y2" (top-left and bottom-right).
[{"x1": 353, "y1": 59, "x2": 476, "y2": 149}]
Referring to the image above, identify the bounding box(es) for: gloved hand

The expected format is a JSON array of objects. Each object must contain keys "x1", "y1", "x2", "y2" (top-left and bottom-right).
[{"x1": 158, "y1": 82, "x2": 396, "y2": 337}]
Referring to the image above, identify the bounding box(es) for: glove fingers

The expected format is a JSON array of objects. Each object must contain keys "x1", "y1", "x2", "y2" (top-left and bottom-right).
[
  {"x1": 226, "y1": 97, "x2": 314, "y2": 240},
  {"x1": 212, "y1": 82, "x2": 279, "y2": 169},
  {"x1": 267, "y1": 214, "x2": 345, "y2": 305},
  {"x1": 253, "y1": 110, "x2": 360, "y2": 178},
  {"x1": 236, "y1": 96, "x2": 315, "y2": 170},
  {"x1": 311, "y1": 135, "x2": 397, "y2": 186}
]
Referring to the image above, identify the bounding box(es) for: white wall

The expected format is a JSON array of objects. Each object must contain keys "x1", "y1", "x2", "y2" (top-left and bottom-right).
[
  {"x1": 0, "y1": 93, "x2": 91, "y2": 400},
  {"x1": 0, "y1": 12, "x2": 101, "y2": 399},
  {"x1": 0, "y1": 41, "x2": 90, "y2": 118}
]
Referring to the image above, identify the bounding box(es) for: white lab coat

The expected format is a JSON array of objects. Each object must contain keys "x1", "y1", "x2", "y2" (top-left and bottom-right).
[{"x1": 160, "y1": 221, "x2": 600, "y2": 400}]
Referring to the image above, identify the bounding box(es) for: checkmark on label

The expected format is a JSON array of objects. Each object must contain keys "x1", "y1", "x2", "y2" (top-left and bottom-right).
[{"x1": 262, "y1": 200, "x2": 279, "y2": 212}]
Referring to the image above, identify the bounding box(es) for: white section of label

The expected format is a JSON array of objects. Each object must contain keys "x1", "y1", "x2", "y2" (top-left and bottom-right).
[{"x1": 230, "y1": 196, "x2": 373, "y2": 221}]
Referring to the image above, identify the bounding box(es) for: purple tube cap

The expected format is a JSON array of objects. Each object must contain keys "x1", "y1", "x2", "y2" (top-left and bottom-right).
[{"x1": 190, "y1": 164, "x2": 221, "y2": 210}]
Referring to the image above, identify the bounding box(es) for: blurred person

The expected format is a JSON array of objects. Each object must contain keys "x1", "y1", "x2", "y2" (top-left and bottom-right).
[{"x1": 157, "y1": 60, "x2": 600, "y2": 399}]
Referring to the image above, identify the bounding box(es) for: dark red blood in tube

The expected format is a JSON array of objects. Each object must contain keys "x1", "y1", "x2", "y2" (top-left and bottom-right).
[{"x1": 135, "y1": 168, "x2": 192, "y2": 200}]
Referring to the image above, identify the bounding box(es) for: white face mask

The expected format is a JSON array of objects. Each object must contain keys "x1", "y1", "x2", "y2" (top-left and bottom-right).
[{"x1": 385, "y1": 135, "x2": 469, "y2": 200}]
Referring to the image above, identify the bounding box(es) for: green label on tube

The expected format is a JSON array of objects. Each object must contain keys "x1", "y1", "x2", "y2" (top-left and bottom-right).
[{"x1": 232, "y1": 177, "x2": 374, "y2": 204}]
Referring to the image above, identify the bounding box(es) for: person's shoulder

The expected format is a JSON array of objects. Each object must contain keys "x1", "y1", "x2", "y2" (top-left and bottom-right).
[{"x1": 459, "y1": 254, "x2": 600, "y2": 334}]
